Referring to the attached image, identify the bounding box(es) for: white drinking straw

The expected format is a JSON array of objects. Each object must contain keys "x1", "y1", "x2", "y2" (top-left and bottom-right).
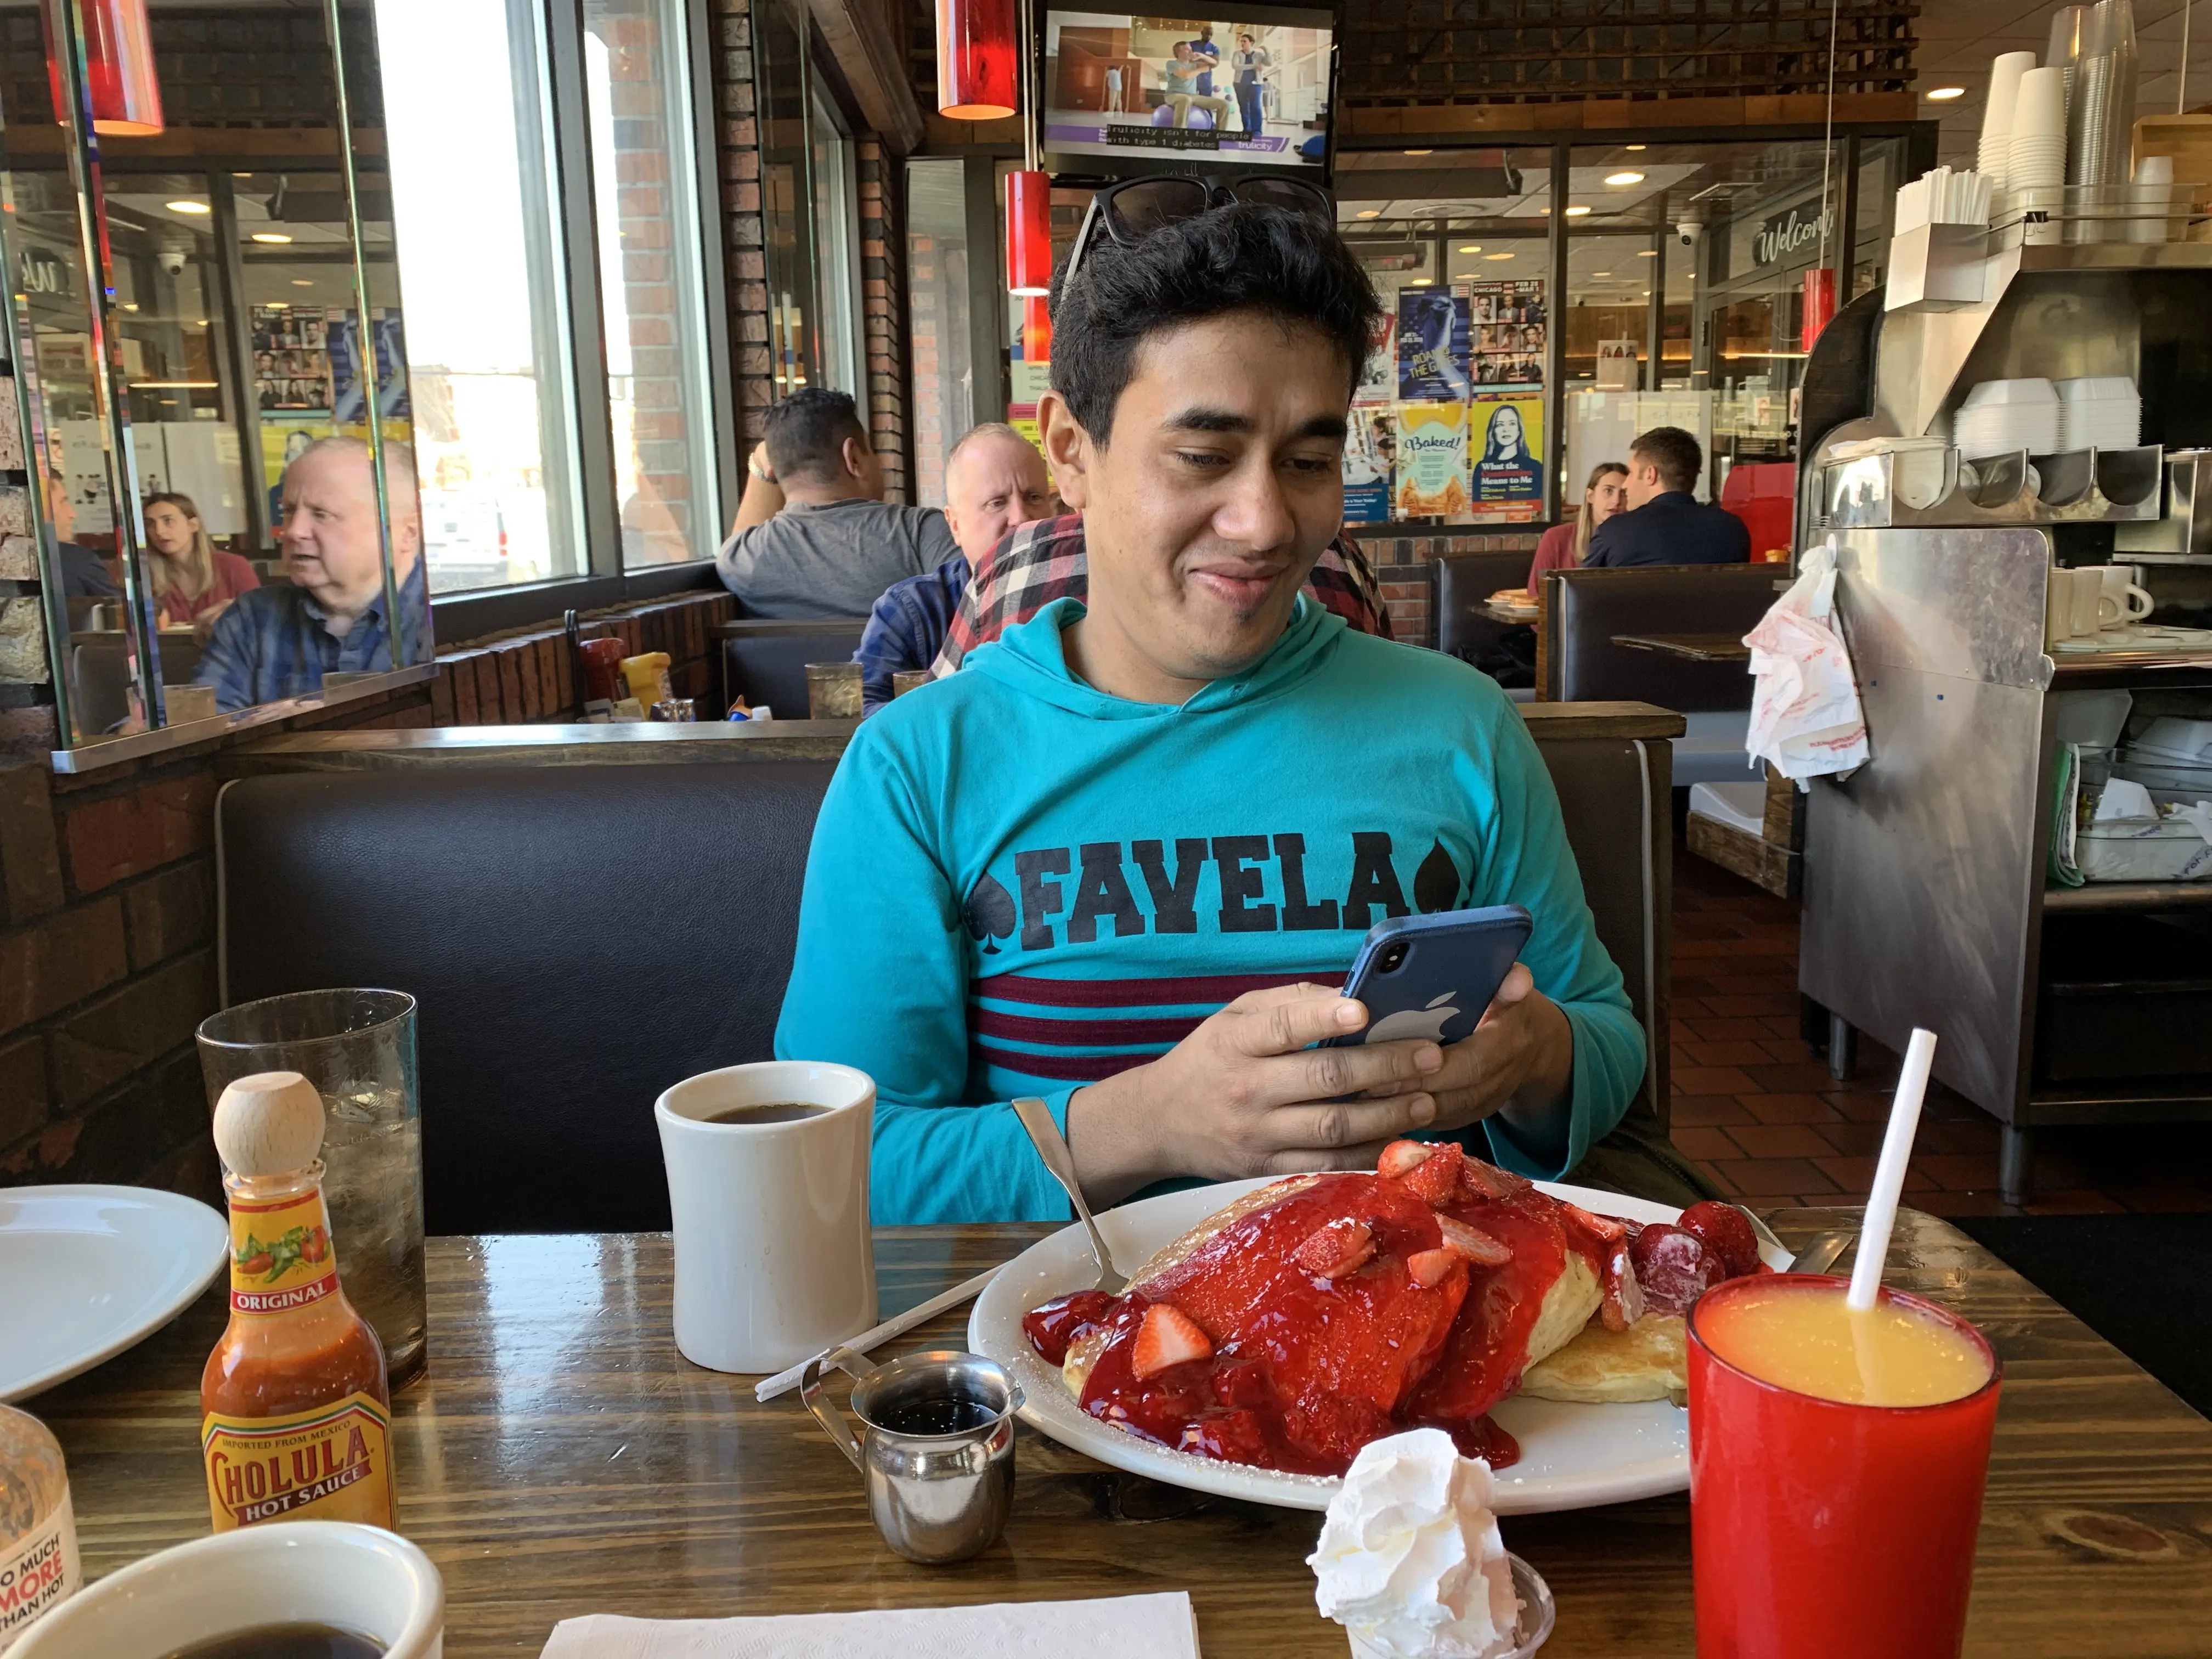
[{"x1": 1846, "y1": 1026, "x2": 1939, "y2": 1313}]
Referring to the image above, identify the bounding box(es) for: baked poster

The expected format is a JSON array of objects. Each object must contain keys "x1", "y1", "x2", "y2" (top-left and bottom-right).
[{"x1": 1394, "y1": 403, "x2": 1469, "y2": 518}]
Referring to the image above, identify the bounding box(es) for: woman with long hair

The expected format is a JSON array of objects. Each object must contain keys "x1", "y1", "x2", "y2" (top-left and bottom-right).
[
  {"x1": 1524, "y1": 460, "x2": 1628, "y2": 597},
  {"x1": 143, "y1": 492, "x2": 260, "y2": 634}
]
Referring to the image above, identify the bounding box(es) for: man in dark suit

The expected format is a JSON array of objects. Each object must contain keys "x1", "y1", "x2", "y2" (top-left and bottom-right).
[{"x1": 1583, "y1": 426, "x2": 1750, "y2": 568}]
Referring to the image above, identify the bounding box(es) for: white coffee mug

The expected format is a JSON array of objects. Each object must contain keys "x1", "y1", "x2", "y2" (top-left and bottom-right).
[
  {"x1": 10, "y1": 1522, "x2": 441, "y2": 1659},
  {"x1": 657, "y1": 1059, "x2": 877, "y2": 1373},
  {"x1": 2047, "y1": 566, "x2": 2092, "y2": 645},
  {"x1": 2065, "y1": 566, "x2": 2110, "y2": 639},
  {"x1": 2097, "y1": 563, "x2": 2154, "y2": 628}
]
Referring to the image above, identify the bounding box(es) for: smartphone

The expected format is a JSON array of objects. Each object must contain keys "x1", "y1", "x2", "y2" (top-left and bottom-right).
[{"x1": 1325, "y1": 905, "x2": 1534, "y2": 1048}]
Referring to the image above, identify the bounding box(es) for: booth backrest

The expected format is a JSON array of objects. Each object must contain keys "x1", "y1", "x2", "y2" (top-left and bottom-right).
[
  {"x1": 721, "y1": 623, "x2": 866, "y2": 716},
  {"x1": 217, "y1": 761, "x2": 835, "y2": 1234},
  {"x1": 1543, "y1": 565, "x2": 1776, "y2": 708},
  {"x1": 216, "y1": 729, "x2": 1671, "y2": 1233},
  {"x1": 1433, "y1": 550, "x2": 1538, "y2": 658},
  {"x1": 69, "y1": 633, "x2": 205, "y2": 736}
]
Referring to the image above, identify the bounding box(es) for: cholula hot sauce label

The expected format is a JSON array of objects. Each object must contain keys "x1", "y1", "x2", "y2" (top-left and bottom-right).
[
  {"x1": 200, "y1": 1188, "x2": 396, "y2": 1531},
  {"x1": 201, "y1": 1393, "x2": 394, "y2": 1531}
]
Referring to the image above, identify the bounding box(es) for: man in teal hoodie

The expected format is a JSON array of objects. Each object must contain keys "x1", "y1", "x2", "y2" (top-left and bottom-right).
[{"x1": 777, "y1": 197, "x2": 1645, "y2": 1224}]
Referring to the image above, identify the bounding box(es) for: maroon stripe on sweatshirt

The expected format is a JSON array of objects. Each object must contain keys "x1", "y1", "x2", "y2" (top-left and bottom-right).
[
  {"x1": 973, "y1": 1008, "x2": 1205, "y2": 1046},
  {"x1": 974, "y1": 969, "x2": 1347, "y2": 1009},
  {"x1": 973, "y1": 1044, "x2": 1162, "y2": 1082}
]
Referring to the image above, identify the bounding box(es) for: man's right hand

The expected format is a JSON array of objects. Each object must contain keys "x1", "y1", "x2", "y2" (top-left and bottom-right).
[{"x1": 1062, "y1": 981, "x2": 1444, "y2": 1206}]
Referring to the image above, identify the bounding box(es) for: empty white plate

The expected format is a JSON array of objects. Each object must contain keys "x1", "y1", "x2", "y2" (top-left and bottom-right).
[{"x1": 0, "y1": 1186, "x2": 229, "y2": 1402}]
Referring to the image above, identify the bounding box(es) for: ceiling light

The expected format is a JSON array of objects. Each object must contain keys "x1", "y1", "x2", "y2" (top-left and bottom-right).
[
  {"x1": 120, "y1": 302, "x2": 139, "y2": 311},
  {"x1": 291, "y1": 279, "x2": 314, "y2": 287},
  {"x1": 1409, "y1": 276, "x2": 1434, "y2": 286},
  {"x1": 1592, "y1": 270, "x2": 1612, "y2": 277},
  {"x1": 250, "y1": 232, "x2": 293, "y2": 244},
  {"x1": 1404, "y1": 148, "x2": 1432, "y2": 155},
  {"x1": 1458, "y1": 244, "x2": 1481, "y2": 253},
  {"x1": 1356, "y1": 208, "x2": 1380, "y2": 219},
  {"x1": 166, "y1": 200, "x2": 210, "y2": 215},
  {"x1": 1926, "y1": 86, "x2": 1966, "y2": 100},
  {"x1": 263, "y1": 301, "x2": 287, "y2": 309},
  {"x1": 1564, "y1": 205, "x2": 1592, "y2": 217},
  {"x1": 1604, "y1": 171, "x2": 1646, "y2": 186},
  {"x1": 1638, "y1": 249, "x2": 1658, "y2": 257},
  {"x1": 1483, "y1": 251, "x2": 1515, "y2": 261},
  {"x1": 1624, "y1": 144, "x2": 1647, "y2": 151}
]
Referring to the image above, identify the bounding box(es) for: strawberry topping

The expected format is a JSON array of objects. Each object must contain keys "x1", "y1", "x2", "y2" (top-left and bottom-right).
[
  {"x1": 1377, "y1": 1139, "x2": 1432, "y2": 1178},
  {"x1": 1436, "y1": 1215, "x2": 1514, "y2": 1267},
  {"x1": 1677, "y1": 1201, "x2": 1763, "y2": 1279},
  {"x1": 1400, "y1": 1142, "x2": 1468, "y2": 1207},
  {"x1": 1406, "y1": 1246, "x2": 1463, "y2": 1289},
  {"x1": 1129, "y1": 1303, "x2": 1214, "y2": 1381},
  {"x1": 1293, "y1": 1217, "x2": 1378, "y2": 1279}
]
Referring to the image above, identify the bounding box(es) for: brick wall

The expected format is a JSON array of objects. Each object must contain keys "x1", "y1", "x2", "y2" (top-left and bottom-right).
[
  {"x1": 712, "y1": 0, "x2": 774, "y2": 452},
  {"x1": 1356, "y1": 526, "x2": 1543, "y2": 646},
  {"x1": 859, "y1": 138, "x2": 911, "y2": 503}
]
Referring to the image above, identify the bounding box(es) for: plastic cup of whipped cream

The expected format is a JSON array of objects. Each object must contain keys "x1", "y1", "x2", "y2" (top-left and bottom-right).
[{"x1": 1311, "y1": 1428, "x2": 1558, "y2": 1659}]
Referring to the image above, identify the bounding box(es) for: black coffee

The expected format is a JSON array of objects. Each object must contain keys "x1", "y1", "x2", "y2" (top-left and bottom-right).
[
  {"x1": 872, "y1": 1392, "x2": 999, "y2": 1436},
  {"x1": 160, "y1": 1627, "x2": 384, "y2": 1659},
  {"x1": 702, "y1": 1101, "x2": 832, "y2": 1125}
]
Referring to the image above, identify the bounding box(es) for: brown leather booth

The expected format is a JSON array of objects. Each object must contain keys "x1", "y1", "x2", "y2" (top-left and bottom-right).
[
  {"x1": 215, "y1": 709, "x2": 1678, "y2": 1234},
  {"x1": 1540, "y1": 564, "x2": 1776, "y2": 707},
  {"x1": 1432, "y1": 549, "x2": 1538, "y2": 659},
  {"x1": 716, "y1": 618, "x2": 866, "y2": 717}
]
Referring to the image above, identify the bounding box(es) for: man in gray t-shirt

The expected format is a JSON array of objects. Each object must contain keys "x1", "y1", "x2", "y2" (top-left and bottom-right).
[{"x1": 717, "y1": 388, "x2": 958, "y2": 618}]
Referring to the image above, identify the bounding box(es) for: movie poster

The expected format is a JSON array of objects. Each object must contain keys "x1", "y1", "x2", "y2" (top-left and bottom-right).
[
  {"x1": 1342, "y1": 407, "x2": 1396, "y2": 524},
  {"x1": 1469, "y1": 392, "x2": 1544, "y2": 520},
  {"x1": 330, "y1": 311, "x2": 411, "y2": 423},
  {"x1": 1466, "y1": 279, "x2": 1544, "y2": 387},
  {"x1": 1397, "y1": 290, "x2": 1470, "y2": 402},
  {"x1": 1353, "y1": 310, "x2": 1398, "y2": 407},
  {"x1": 1394, "y1": 404, "x2": 1469, "y2": 518}
]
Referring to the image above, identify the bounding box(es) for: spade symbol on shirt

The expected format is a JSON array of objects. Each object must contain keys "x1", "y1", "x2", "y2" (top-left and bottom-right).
[
  {"x1": 1413, "y1": 839, "x2": 1463, "y2": 913},
  {"x1": 964, "y1": 872, "x2": 1018, "y2": 954}
]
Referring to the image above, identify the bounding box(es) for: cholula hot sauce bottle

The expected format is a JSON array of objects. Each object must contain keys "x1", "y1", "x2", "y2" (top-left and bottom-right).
[{"x1": 201, "y1": 1071, "x2": 397, "y2": 1532}]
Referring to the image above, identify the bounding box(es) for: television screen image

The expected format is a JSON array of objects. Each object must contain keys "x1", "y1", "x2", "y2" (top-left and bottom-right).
[{"x1": 1039, "y1": 6, "x2": 1333, "y2": 174}]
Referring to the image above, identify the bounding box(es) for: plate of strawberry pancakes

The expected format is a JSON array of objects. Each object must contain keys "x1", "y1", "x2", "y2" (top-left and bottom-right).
[{"x1": 968, "y1": 1139, "x2": 1792, "y2": 1514}]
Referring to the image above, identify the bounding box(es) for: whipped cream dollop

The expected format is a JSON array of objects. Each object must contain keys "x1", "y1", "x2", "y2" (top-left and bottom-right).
[{"x1": 1307, "y1": 1428, "x2": 1522, "y2": 1659}]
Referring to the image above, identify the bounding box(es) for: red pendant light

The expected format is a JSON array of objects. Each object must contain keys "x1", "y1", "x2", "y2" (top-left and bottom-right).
[
  {"x1": 936, "y1": 0, "x2": 1017, "y2": 119},
  {"x1": 45, "y1": 0, "x2": 165, "y2": 136},
  {"x1": 1801, "y1": 267, "x2": 1837, "y2": 354},
  {"x1": 1023, "y1": 295, "x2": 1052, "y2": 363},
  {"x1": 1007, "y1": 170, "x2": 1053, "y2": 298}
]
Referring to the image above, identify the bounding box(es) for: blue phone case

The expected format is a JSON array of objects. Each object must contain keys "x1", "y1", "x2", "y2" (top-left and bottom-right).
[{"x1": 1325, "y1": 906, "x2": 1534, "y2": 1047}]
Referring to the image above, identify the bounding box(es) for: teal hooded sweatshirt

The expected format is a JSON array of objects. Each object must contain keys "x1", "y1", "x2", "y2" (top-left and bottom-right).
[{"x1": 775, "y1": 595, "x2": 1645, "y2": 1226}]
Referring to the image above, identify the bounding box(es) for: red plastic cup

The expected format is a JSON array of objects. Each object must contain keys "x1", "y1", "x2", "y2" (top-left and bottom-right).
[{"x1": 1688, "y1": 1274, "x2": 2001, "y2": 1659}]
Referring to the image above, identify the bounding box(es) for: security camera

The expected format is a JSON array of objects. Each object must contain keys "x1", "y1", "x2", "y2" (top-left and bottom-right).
[
  {"x1": 1674, "y1": 222, "x2": 1703, "y2": 248},
  {"x1": 157, "y1": 250, "x2": 187, "y2": 277}
]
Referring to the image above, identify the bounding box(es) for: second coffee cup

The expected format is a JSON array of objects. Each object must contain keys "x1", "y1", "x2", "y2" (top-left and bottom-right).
[{"x1": 656, "y1": 1060, "x2": 877, "y2": 1373}]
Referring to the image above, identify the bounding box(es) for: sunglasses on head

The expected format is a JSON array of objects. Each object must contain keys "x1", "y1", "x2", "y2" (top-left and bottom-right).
[{"x1": 1060, "y1": 174, "x2": 1335, "y2": 296}]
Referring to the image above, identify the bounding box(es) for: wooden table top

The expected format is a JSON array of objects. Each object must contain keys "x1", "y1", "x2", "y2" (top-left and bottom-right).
[
  {"x1": 35, "y1": 1208, "x2": 2212, "y2": 1657},
  {"x1": 1609, "y1": 631, "x2": 1754, "y2": 662},
  {"x1": 1475, "y1": 599, "x2": 1541, "y2": 624}
]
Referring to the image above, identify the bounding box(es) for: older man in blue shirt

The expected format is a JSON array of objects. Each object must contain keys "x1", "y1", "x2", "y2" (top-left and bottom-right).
[{"x1": 199, "y1": 437, "x2": 432, "y2": 712}]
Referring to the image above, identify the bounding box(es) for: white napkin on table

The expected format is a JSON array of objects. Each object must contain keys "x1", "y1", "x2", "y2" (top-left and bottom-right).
[{"x1": 539, "y1": 1592, "x2": 1202, "y2": 1658}]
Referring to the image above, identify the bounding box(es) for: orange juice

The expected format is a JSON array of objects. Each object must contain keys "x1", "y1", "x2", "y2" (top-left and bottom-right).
[
  {"x1": 1689, "y1": 1275, "x2": 2000, "y2": 1659},
  {"x1": 1696, "y1": 1277, "x2": 1991, "y2": 1406}
]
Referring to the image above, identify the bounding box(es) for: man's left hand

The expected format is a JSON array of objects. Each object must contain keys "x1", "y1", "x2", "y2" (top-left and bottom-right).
[{"x1": 1363, "y1": 962, "x2": 1574, "y2": 1138}]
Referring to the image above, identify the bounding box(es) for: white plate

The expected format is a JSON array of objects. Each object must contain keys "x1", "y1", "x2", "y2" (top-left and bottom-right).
[
  {"x1": 0, "y1": 1185, "x2": 229, "y2": 1402},
  {"x1": 972, "y1": 1176, "x2": 1790, "y2": 1514}
]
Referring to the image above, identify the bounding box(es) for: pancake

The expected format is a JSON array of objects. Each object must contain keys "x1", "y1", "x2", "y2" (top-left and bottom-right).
[
  {"x1": 1520, "y1": 1248, "x2": 1604, "y2": 1372},
  {"x1": 1518, "y1": 1311, "x2": 1688, "y2": 1406}
]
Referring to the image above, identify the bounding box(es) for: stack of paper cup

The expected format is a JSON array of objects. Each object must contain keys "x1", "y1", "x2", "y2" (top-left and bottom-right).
[
  {"x1": 2010, "y1": 66, "x2": 2070, "y2": 243},
  {"x1": 1978, "y1": 52, "x2": 2039, "y2": 189},
  {"x1": 2130, "y1": 153, "x2": 2176, "y2": 243}
]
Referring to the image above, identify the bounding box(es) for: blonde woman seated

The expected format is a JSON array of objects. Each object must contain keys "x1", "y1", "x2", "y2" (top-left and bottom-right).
[
  {"x1": 144, "y1": 492, "x2": 261, "y2": 639},
  {"x1": 1525, "y1": 461, "x2": 1627, "y2": 597},
  {"x1": 1161, "y1": 43, "x2": 1229, "y2": 128}
]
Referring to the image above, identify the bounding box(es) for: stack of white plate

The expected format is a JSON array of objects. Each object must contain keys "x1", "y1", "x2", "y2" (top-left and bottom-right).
[
  {"x1": 2056, "y1": 376, "x2": 2141, "y2": 449},
  {"x1": 1955, "y1": 377, "x2": 2061, "y2": 458}
]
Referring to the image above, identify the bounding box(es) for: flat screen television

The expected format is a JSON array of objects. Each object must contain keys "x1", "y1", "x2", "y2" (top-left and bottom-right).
[{"x1": 1036, "y1": 6, "x2": 1337, "y2": 178}]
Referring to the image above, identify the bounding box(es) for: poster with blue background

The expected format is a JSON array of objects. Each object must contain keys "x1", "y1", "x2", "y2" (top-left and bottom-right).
[{"x1": 1396, "y1": 289, "x2": 1470, "y2": 401}]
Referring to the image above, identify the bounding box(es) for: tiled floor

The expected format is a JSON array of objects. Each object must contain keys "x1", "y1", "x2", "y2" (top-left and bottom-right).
[{"x1": 1666, "y1": 849, "x2": 2212, "y2": 1216}]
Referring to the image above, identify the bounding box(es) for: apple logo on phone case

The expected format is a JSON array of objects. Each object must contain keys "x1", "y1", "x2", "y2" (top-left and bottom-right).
[{"x1": 1364, "y1": 990, "x2": 1460, "y2": 1044}]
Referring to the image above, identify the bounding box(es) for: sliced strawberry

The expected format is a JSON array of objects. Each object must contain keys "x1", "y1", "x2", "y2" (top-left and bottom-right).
[
  {"x1": 1377, "y1": 1139, "x2": 1432, "y2": 1178},
  {"x1": 1456, "y1": 1158, "x2": 1529, "y2": 1202},
  {"x1": 1436, "y1": 1215, "x2": 1514, "y2": 1267},
  {"x1": 1560, "y1": 1201, "x2": 1628, "y2": 1246},
  {"x1": 1406, "y1": 1247, "x2": 1463, "y2": 1289},
  {"x1": 1599, "y1": 1242, "x2": 1646, "y2": 1331},
  {"x1": 1129, "y1": 1303, "x2": 1214, "y2": 1381},
  {"x1": 1401, "y1": 1142, "x2": 1467, "y2": 1207},
  {"x1": 1293, "y1": 1217, "x2": 1377, "y2": 1280}
]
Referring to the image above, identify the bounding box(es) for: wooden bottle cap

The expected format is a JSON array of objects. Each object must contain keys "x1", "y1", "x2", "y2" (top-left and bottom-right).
[{"x1": 213, "y1": 1071, "x2": 326, "y2": 1177}]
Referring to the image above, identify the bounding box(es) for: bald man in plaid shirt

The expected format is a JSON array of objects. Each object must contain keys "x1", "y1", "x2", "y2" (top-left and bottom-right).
[{"x1": 929, "y1": 514, "x2": 1392, "y2": 678}]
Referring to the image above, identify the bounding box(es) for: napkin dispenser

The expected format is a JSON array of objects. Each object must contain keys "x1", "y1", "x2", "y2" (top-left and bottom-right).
[{"x1": 2115, "y1": 448, "x2": 2212, "y2": 556}]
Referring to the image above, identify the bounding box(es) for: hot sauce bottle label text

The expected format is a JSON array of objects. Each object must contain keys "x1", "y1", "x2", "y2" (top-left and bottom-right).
[
  {"x1": 201, "y1": 1392, "x2": 396, "y2": 1531},
  {"x1": 226, "y1": 1188, "x2": 338, "y2": 1315}
]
